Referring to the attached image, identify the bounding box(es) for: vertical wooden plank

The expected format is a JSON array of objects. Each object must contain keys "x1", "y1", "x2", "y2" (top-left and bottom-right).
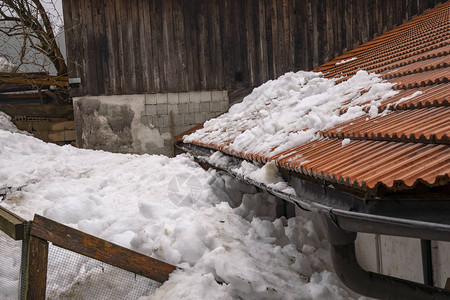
[
  {"x1": 172, "y1": 0, "x2": 189, "y2": 91},
  {"x1": 124, "y1": 0, "x2": 136, "y2": 94},
  {"x1": 257, "y1": 0, "x2": 269, "y2": 83},
  {"x1": 162, "y1": 0, "x2": 174, "y2": 91},
  {"x1": 197, "y1": 1, "x2": 208, "y2": 90},
  {"x1": 220, "y1": 0, "x2": 234, "y2": 89},
  {"x1": 264, "y1": 0, "x2": 274, "y2": 78},
  {"x1": 238, "y1": 1, "x2": 248, "y2": 86},
  {"x1": 150, "y1": 0, "x2": 162, "y2": 91},
  {"x1": 182, "y1": 1, "x2": 196, "y2": 91},
  {"x1": 113, "y1": 0, "x2": 125, "y2": 94},
  {"x1": 91, "y1": 0, "x2": 106, "y2": 95},
  {"x1": 79, "y1": 0, "x2": 94, "y2": 95},
  {"x1": 62, "y1": 0, "x2": 74, "y2": 78},
  {"x1": 25, "y1": 236, "x2": 48, "y2": 300},
  {"x1": 131, "y1": 0, "x2": 143, "y2": 93},
  {"x1": 316, "y1": 0, "x2": 325, "y2": 66},
  {"x1": 271, "y1": 0, "x2": 280, "y2": 76},
  {"x1": 310, "y1": 0, "x2": 319, "y2": 68},
  {"x1": 212, "y1": 0, "x2": 224, "y2": 89},
  {"x1": 245, "y1": 0, "x2": 256, "y2": 86},
  {"x1": 138, "y1": 0, "x2": 154, "y2": 92},
  {"x1": 104, "y1": 0, "x2": 117, "y2": 94}
]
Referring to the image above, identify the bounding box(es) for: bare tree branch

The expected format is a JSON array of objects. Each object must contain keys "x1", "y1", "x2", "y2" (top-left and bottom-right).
[{"x1": 0, "y1": 0, "x2": 67, "y2": 76}]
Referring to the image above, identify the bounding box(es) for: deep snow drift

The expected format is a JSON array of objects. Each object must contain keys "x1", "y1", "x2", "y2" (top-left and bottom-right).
[{"x1": 0, "y1": 115, "x2": 360, "y2": 299}]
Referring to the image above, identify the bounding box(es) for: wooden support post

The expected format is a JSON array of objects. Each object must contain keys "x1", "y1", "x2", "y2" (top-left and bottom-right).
[
  {"x1": 0, "y1": 206, "x2": 25, "y2": 240},
  {"x1": 170, "y1": 110, "x2": 175, "y2": 157},
  {"x1": 24, "y1": 235, "x2": 48, "y2": 300}
]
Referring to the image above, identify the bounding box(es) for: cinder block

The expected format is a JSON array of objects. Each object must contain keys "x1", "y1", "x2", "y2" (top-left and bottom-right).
[
  {"x1": 189, "y1": 103, "x2": 200, "y2": 113},
  {"x1": 178, "y1": 103, "x2": 189, "y2": 114},
  {"x1": 48, "y1": 131, "x2": 65, "y2": 142},
  {"x1": 32, "y1": 121, "x2": 49, "y2": 131},
  {"x1": 156, "y1": 103, "x2": 168, "y2": 115},
  {"x1": 200, "y1": 102, "x2": 210, "y2": 112},
  {"x1": 175, "y1": 125, "x2": 192, "y2": 135},
  {"x1": 159, "y1": 127, "x2": 171, "y2": 134},
  {"x1": 184, "y1": 114, "x2": 196, "y2": 125},
  {"x1": 195, "y1": 113, "x2": 207, "y2": 124},
  {"x1": 49, "y1": 121, "x2": 65, "y2": 131},
  {"x1": 145, "y1": 94, "x2": 157, "y2": 105},
  {"x1": 32, "y1": 130, "x2": 49, "y2": 142},
  {"x1": 200, "y1": 91, "x2": 212, "y2": 102},
  {"x1": 210, "y1": 101, "x2": 222, "y2": 112},
  {"x1": 153, "y1": 115, "x2": 169, "y2": 127},
  {"x1": 145, "y1": 104, "x2": 157, "y2": 116},
  {"x1": 14, "y1": 121, "x2": 32, "y2": 131},
  {"x1": 141, "y1": 115, "x2": 153, "y2": 127},
  {"x1": 179, "y1": 92, "x2": 190, "y2": 103},
  {"x1": 64, "y1": 121, "x2": 75, "y2": 130},
  {"x1": 206, "y1": 112, "x2": 217, "y2": 120},
  {"x1": 211, "y1": 90, "x2": 223, "y2": 102},
  {"x1": 64, "y1": 130, "x2": 76, "y2": 141},
  {"x1": 189, "y1": 91, "x2": 201, "y2": 103},
  {"x1": 173, "y1": 114, "x2": 184, "y2": 125},
  {"x1": 156, "y1": 93, "x2": 168, "y2": 104},
  {"x1": 221, "y1": 101, "x2": 229, "y2": 111},
  {"x1": 223, "y1": 90, "x2": 229, "y2": 102},
  {"x1": 168, "y1": 104, "x2": 178, "y2": 115},
  {"x1": 167, "y1": 93, "x2": 179, "y2": 104}
]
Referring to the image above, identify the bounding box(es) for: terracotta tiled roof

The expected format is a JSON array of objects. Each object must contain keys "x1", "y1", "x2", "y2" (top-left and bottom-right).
[{"x1": 181, "y1": 2, "x2": 450, "y2": 197}]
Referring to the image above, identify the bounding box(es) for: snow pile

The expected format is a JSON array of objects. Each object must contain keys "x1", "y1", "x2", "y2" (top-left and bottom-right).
[
  {"x1": 184, "y1": 70, "x2": 398, "y2": 157},
  {"x1": 0, "y1": 111, "x2": 30, "y2": 134},
  {"x1": 0, "y1": 130, "x2": 360, "y2": 299},
  {"x1": 0, "y1": 57, "x2": 17, "y2": 73}
]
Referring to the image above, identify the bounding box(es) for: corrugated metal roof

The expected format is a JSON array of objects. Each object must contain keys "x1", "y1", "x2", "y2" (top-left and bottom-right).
[{"x1": 181, "y1": 2, "x2": 450, "y2": 197}]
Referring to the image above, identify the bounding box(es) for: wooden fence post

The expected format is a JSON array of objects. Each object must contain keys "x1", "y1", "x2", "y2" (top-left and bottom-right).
[{"x1": 24, "y1": 235, "x2": 48, "y2": 300}]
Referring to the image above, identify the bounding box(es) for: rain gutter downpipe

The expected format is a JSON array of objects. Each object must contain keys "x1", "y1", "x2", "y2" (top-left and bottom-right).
[{"x1": 177, "y1": 142, "x2": 450, "y2": 299}]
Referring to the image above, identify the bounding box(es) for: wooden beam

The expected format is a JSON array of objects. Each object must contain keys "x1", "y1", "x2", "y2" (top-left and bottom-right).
[
  {"x1": 0, "y1": 77, "x2": 68, "y2": 87},
  {"x1": 31, "y1": 214, "x2": 176, "y2": 283},
  {"x1": 0, "y1": 72, "x2": 68, "y2": 86},
  {"x1": 24, "y1": 236, "x2": 48, "y2": 300},
  {"x1": 0, "y1": 206, "x2": 25, "y2": 240},
  {"x1": 0, "y1": 104, "x2": 73, "y2": 119}
]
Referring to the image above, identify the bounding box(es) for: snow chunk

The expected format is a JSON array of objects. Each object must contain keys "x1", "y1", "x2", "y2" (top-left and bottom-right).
[
  {"x1": 335, "y1": 57, "x2": 357, "y2": 65},
  {"x1": 341, "y1": 138, "x2": 351, "y2": 146},
  {"x1": 184, "y1": 70, "x2": 398, "y2": 157}
]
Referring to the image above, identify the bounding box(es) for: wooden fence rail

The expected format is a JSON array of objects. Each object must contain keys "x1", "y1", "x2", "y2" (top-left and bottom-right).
[{"x1": 0, "y1": 207, "x2": 176, "y2": 299}]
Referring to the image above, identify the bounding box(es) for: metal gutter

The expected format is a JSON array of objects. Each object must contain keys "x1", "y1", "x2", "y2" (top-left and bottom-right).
[
  {"x1": 178, "y1": 142, "x2": 450, "y2": 299},
  {"x1": 177, "y1": 143, "x2": 450, "y2": 241}
]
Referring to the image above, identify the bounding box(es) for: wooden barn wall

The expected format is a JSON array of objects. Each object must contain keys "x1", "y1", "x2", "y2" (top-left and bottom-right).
[{"x1": 62, "y1": 0, "x2": 441, "y2": 96}]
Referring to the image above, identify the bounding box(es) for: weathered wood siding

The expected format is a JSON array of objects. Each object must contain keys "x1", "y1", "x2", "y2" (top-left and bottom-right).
[{"x1": 63, "y1": 0, "x2": 441, "y2": 96}]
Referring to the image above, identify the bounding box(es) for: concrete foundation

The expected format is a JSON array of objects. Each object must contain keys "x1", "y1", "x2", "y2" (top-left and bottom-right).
[{"x1": 73, "y1": 90, "x2": 229, "y2": 156}]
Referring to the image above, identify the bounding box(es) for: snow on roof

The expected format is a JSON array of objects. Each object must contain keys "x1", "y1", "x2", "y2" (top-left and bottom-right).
[{"x1": 182, "y1": 2, "x2": 450, "y2": 195}]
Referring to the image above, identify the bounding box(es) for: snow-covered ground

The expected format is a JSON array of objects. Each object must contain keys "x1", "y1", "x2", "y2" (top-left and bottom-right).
[{"x1": 0, "y1": 112, "x2": 361, "y2": 299}]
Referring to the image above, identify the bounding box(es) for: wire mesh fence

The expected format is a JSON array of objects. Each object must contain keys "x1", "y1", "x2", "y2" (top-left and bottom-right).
[
  {"x1": 0, "y1": 230, "x2": 22, "y2": 300},
  {"x1": 46, "y1": 244, "x2": 162, "y2": 299}
]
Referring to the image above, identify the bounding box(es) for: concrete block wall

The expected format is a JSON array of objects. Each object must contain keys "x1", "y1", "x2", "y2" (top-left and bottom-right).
[
  {"x1": 73, "y1": 90, "x2": 228, "y2": 156},
  {"x1": 142, "y1": 91, "x2": 228, "y2": 140}
]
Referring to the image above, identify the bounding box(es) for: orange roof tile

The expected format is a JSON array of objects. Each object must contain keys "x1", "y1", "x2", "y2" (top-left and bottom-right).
[{"x1": 181, "y1": 2, "x2": 450, "y2": 197}]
